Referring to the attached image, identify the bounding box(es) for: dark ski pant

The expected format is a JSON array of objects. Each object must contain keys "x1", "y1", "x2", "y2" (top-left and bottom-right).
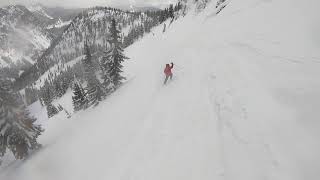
[{"x1": 164, "y1": 74, "x2": 173, "y2": 85}]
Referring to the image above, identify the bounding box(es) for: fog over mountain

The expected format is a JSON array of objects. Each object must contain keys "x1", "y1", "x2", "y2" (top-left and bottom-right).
[{"x1": 0, "y1": 0, "x2": 177, "y2": 8}]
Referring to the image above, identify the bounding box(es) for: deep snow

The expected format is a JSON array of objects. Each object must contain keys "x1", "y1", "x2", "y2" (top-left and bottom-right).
[{"x1": 1, "y1": 0, "x2": 320, "y2": 179}]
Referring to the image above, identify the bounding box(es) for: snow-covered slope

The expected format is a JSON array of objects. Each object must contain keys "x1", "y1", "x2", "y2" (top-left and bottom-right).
[
  {"x1": 1, "y1": 0, "x2": 320, "y2": 179},
  {"x1": 46, "y1": 18, "x2": 71, "y2": 29},
  {"x1": 27, "y1": 4, "x2": 54, "y2": 20}
]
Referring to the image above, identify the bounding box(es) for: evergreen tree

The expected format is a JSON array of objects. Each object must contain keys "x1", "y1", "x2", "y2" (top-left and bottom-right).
[
  {"x1": 82, "y1": 41, "x2": 96, "y2": 86},
  {"x1": 54, "y1": 81, "x2": 63, "y2": 98},
  {"x1": 0, "y1": 77, "x2": 42, "y2": 160},
  {"x1": 163, "y1": 23, "x2": 167, "y2": 33},
  {"x1": 168, "y1": 4, "x2": 174, "y2": 19},
  {"x1": 101, "y1": 19, "x2": 128, "y2": 91},
  {"x1": 57, "y1": 104, "x2": 64, "y2": 112},
  {"x1": 72, "y1": 81, "x2": 88, "y2": 111},
  {"x1": 87, "y1": 82, "x2": 104, "y2": 107},
  {"x1": 82, "y1": 41, "x2": 104, "y2": 107},
  {"x1": 159, "y1": 11, "x2": 166, "y2": 23},
  {"x1": 46, "y1": 103, "x2": 59, "y2": 118},
  {"x1": 40, "y1": 81, "x2": 54, "y2": 106},
  {"x1": 65, "y1": 110, "x2": 72, "y2": 119}
]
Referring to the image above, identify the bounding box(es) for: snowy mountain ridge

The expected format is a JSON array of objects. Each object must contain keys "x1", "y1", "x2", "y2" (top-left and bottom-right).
[
  {"x1": 46, "y1": 18, "x2": 72, "y2": 29},
  {"x1": 27, "y1": 4, "x2": 54, "y2": 20}
]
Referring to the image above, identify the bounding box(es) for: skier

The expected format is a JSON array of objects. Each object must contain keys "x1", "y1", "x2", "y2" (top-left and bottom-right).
[{"x1": 164, "y1": 62, "x2": 174, "y2": 85}]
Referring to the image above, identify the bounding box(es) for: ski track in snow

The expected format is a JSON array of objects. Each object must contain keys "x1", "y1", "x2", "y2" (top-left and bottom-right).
[{"x1": 206, "y1": 61, "x2": 279, "y2": 180}]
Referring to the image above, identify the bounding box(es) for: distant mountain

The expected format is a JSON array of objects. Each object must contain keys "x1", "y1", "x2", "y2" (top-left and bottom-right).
[
  {"x1": 115, "y1": 5, "x2": 161, "y2": 12},
  {"x1": 42, "y1": 6, "x2": 84, "y2": 21},
  {"x1": 26, "y1": 3, "x2": 54, "y2": 20},
  {"x1": 0, "y1": 4, "x2": 81, "y2": 79},
  {"x1": 0, "y1": 5, "x2": 52, "y2": 70},
  {"x1": 26, "y1": 4, "x2": 83, "y2": 37}
]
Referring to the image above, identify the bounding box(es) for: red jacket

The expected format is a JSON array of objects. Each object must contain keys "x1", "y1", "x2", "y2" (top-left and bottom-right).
[{"x1": 164, "y1": 63, "x2": 174, "y2": 76}]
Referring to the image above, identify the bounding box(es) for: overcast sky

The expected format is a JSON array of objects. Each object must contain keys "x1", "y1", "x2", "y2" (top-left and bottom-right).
[{"x1": 0, "y1": 0, "x2": 177, "y2": 8}]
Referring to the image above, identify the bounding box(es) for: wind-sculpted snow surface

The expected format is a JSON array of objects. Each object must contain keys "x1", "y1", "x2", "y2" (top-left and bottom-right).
[{"x1": 1, "y1": 0, "x2": 320, "y2": 179}]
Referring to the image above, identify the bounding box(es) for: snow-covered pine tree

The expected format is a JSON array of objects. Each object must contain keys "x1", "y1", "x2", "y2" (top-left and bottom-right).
[
  {"x1": 86, "y1": 82, "x2": 104, "y2": 107},
  {"x1": 169, "y1": 4, "x2": 174, "y2": 19},
  {"x1": 54, "y1": 80, "x2": 64, "y2": 98},
  {"x1": 101, "y1": 19, "x2": 128, "y2": 91},
  {"x1": 46, "y1": 102, "x2": 59, "y2": 118},
  {"x1": 63, "y1": 108, "x2": 72, "y2": 119},
  {"x1": 83, "y1": 41, "x2": 97, "y2": 85},
  {"x1": 72, "y1": 81, "x2": 88, "y2": 111},
  {"x1": 40, "y1": 80, "x2": 54, "y2": 106},
  {"x1": 82, "y1": 41, "x2": 104, "y2": 107},
  {"x1": 0, "y1": 77, "x2": 42, "y2": 160},
  {"x1": 57, "y1": 104, "x2": 64, "y2": 112}
]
